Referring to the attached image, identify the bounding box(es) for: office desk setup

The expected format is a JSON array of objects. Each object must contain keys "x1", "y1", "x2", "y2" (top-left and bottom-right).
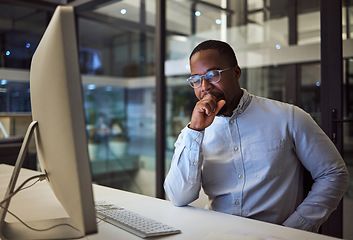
[{"x1": 0, "y1": 164, "x2": 340, "y2": 240}]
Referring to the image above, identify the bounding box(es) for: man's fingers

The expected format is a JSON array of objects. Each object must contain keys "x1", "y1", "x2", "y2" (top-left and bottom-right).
[
  {"x1": 197, "y1": 101, "x2": 215, "y2": 116},
  {"x1": 190, "y1": 99, "x2": 225, "y2": 131},
  {"x1": 198, "y1": 99, "x2": 225, "y2": 116},
  {"x1": 214, "y1": 100, "x2": 226, "y2": 115}
]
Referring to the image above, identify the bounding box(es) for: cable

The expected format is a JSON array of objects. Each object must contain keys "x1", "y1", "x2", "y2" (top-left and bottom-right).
[
  {"x1": 0, "y1": 173, "x2": 47, "y2": 206},
  {"x1": 0, "y1": 173, "x2": 83, "y2": 238},
  {"x1": 96, "y1": 216, "x2": 106, "y2": 225},
  {"x1": 0, "y1": 206, "x2": 82, "y2": 238},
  {"x1": 3, "y1": 207, "x2": 80, "y2": 233},
  {"x1": 20, "y1": 179, "x2": 40, "y2": 191}
]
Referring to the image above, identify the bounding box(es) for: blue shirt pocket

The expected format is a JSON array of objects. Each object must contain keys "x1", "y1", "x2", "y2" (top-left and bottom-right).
[{"x1": 249, "y1": 139, "x2": 291, "y2": 180}]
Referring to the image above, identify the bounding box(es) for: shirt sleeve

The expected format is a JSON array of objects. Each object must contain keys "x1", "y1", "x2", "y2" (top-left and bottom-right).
[
  {"x1": 164, "y1": 126, "x2": 204, "y2": 207},
  {"x1": 283, "y1": 106, "x2": 349, "y2": 232}
]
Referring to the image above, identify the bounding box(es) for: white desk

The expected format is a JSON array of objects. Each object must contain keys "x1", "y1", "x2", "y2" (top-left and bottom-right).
[{"x1": 0, "y1": 164, "x2": 340, "y2": 240}]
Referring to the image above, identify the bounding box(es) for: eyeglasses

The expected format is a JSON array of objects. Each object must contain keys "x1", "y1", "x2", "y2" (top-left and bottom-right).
[{"x1": 187, "y1": 67, "x2": 232, "y2": 88}]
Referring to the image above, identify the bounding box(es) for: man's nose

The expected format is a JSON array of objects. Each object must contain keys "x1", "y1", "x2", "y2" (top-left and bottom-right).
[{"x1": 201, "y1": 77, "x2": 212, "y2": 91}]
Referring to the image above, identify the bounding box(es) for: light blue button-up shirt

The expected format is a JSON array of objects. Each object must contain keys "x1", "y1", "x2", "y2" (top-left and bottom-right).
[{"x1": 164, "y1": 89, "x2": 349, "y2": 232}]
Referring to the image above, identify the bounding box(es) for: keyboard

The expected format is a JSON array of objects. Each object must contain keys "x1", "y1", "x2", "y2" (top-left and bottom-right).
[{"x1": 95, "y1": 201, "x2": 181, "y2": 238}]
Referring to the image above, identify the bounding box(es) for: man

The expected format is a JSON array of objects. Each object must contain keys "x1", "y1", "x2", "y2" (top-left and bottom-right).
[{"x1": 164, "y1": 40, "x2": 349, "y2": 232}]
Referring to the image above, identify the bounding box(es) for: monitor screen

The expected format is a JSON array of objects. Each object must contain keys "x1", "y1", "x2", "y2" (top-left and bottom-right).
[{"x1": 0, "y1": 5, "x2": 97, "y2": 239}]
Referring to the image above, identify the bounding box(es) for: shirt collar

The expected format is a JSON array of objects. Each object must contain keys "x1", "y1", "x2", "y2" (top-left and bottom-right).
[
  {"x1": 233, "y1": 88, "x2": 252, "y2": 115},
  {"x1": 217, "y1": 88, "x2": 252, "y2": 119}
]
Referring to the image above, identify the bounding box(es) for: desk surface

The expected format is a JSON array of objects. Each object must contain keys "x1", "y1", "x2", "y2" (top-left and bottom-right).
[{"x1": 0, "y1": 164, "x2": 340, "y2": 240}]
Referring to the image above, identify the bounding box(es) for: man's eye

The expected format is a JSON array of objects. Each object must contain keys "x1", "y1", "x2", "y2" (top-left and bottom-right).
[
  {"x1": 207, "y1": 71, "x2": 220, "y2": 80},
  {"x1": 205, "y1": 71, "x2": 215, "y2": 79},
  {"x1": 192, "y1": 76, "x2": 201, "y2": 82}
]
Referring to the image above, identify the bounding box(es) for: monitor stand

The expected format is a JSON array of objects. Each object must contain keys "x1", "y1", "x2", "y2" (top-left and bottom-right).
[{"x1": 0, "y1": 121, "x2": 84, "y2": 240}]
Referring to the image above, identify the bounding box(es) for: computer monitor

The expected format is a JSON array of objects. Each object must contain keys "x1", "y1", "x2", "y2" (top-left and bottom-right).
[{"x1": 0, "y1": 5, "x2": 97, "y2": 239}]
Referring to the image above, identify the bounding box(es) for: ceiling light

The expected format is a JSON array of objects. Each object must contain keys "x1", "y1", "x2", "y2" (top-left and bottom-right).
[{"x1": 88, "y1": 84, "x2": 96, "y2": 90}]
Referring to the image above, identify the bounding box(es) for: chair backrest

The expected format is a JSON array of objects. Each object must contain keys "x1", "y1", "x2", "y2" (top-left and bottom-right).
[
  {"x1": 0, "y1": 136, "x2": 23, "y2": 145},
  {"x1": 0, "y1": 136, "x2": 36, "y2": 170}
]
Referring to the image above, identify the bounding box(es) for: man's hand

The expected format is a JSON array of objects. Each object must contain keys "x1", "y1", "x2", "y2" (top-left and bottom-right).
[{"x1": 189, "y1": 94, "x2": 226, "y2": 131}]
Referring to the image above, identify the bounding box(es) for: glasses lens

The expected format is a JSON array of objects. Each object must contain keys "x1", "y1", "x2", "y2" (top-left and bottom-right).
[
  {"x1": 205, "y1": 70, "x2": 220, "y2": 83},
  {"x1": 187, "y1": 75, "x2": 201, "y2": 88}
]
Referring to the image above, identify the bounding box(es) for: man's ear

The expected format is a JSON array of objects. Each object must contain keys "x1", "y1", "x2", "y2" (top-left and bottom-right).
[{"x1": 234, "y1": 66, "x2": 241, "y2": 78}]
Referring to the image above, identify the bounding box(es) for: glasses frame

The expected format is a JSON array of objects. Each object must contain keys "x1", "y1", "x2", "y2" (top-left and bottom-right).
[{"x1": 187, "y1": 67, "x2": 233, "y2": 88}]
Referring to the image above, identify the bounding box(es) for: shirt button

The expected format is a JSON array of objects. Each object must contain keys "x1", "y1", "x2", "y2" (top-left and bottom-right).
[
  {"x1": 238, "y1": 174, "x2": 243, "y2": 178},
  {"x1": 234, "y1": 147, "x2": 239, "y2": 151},
  {"x1": 229, "y1": 120, "x2": 234, "y2": 124},
  {"x1": 195, "y1": 138, "x2": 200, "y2": 142},
  {"x1": 193, "y1": 161, "x2": 197, "y2": 166},
  {"x1": 235, "y1": 201, "x2": 240, "y2": 206}
]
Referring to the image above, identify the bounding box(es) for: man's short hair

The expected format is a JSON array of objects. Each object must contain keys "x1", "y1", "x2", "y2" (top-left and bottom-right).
[{"x1": 189, "y1": 40, "x2": 238, "y2": 67}]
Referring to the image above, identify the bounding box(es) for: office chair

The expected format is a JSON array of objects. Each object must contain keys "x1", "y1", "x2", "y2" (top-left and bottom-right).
[{"x1": 0, "y1": 136, "x2": 37, "y2": 170}]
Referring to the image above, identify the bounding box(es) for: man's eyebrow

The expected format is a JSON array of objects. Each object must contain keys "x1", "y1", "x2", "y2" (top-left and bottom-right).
[
  {"x1": 206, "y1": 67, "x2": 220, "y2": 72},
  {"x1": 191, "y1": 67, "x2": 221, "y2": 76}
]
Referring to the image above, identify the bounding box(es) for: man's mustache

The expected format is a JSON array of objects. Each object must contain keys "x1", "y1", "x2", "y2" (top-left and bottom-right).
[{"x1": 203, "y1": 91, "x2": 225, "y2": 102}]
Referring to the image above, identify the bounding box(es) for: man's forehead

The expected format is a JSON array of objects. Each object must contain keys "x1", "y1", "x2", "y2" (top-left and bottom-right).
[
  {"x1": 190, "y1": 49, "x2": 225, "y2": 72},
  {"x1": 190, "y1": 49, "x2": 222, "y2": 66},
  {"x1": 191, "y1": 49, "x2": 220, "y2": 59}
]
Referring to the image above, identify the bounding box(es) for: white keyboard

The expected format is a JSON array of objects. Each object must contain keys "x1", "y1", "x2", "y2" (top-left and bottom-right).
[{"x1": 95, "y1": 201, "x2": 181, "y2": 238}]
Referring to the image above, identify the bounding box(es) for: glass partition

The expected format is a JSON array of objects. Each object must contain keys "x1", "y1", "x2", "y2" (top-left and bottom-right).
[
  {"x1": 343, "y1": 0, "x2": 353, "y2": 40},
  {"x1": 76, "y1": 0, "x2": 157, "y2": 196},
  {"x1": 165, "y1": 0, "x2": 322, "y2": 163},
  {"x1": 299, "y1": 63, "x2": 321, "y2": 125},
  {"x1": 297, "y1": 0, "x2": 320, "y2": 45},
  {"x1": 0, "y1": 3, "x2": 47, "y2": 69},
  {"x1": 0, "y1": 81, "x2": 31, "y2": 113}
]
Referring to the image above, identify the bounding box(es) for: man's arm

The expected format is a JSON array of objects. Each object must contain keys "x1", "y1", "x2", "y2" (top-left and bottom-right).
[
  {"x1": 283, "y1": 106, "x2": 349, "y2": 232},
  {"x1": 165, "y1": 93, "x2": 225, "y2": 206},
  {"x1": 164, "y1": 127, "x2": 204, "y2": 206}
]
